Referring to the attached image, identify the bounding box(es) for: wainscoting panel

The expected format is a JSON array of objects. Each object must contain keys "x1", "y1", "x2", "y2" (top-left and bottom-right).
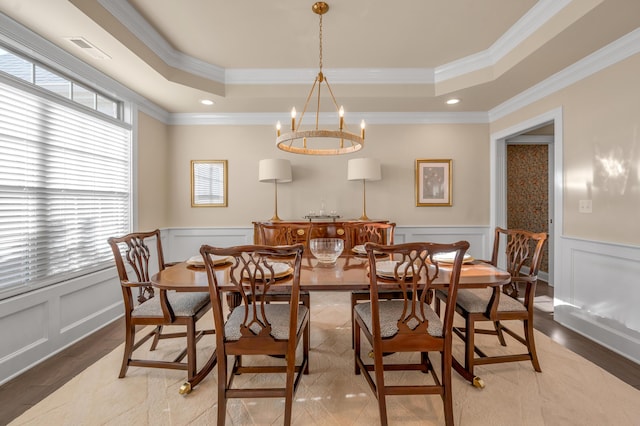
[
  {"x1": 0, "y1": 269, "x2": 122, "y2": 385},
  {"x1": 162, "y1": 227, "x2": 253, "y2": 262},
  {"x1": 396, "y1": 226, "x2": 492, "y2": 259},
  {"x1": 4, "y1": 226, "x2": 637, "y2": 386},
  {"x1": 59, "y1": 278, "x2": 121, "y2": 334},
  {"x1": 555, "y1": 237, "x2": 640, "y2": 364}
]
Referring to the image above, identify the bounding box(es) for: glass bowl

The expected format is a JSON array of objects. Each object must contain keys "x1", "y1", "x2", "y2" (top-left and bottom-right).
[{"x1": 309, "y1": 238, "x2": 344, "y2": 264}]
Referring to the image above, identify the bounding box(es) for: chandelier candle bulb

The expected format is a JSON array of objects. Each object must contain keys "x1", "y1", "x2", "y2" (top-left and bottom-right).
[
  {"x1": 276, "y1": 121, "x2": 281, "y2": 137},
  {"x1": 339, "y1": 106, "x2": 344, "y2": 130},
  {"x1": 361, "y1": 120, "x2": 366, "y2": 139},
  {"x1": 291, "y1": 107, "x2": 296, "y2": 130}
]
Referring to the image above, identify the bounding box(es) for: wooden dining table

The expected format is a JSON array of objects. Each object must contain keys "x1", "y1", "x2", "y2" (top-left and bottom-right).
[{"x1": 151, "y1": 253, "x2": 511, "y2": 393}]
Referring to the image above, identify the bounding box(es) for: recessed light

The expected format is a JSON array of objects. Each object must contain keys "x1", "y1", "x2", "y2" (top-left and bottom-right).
[
  {"x1": 200, "y1": 99, "x2": 215, "y2": 106},
  {"x1": 446, "y1": 98, "x2": 460, "y2": 105}
]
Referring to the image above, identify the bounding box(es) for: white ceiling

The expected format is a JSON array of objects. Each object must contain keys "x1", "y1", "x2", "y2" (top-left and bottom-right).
[{"x1": 1, "y1": 0, "x2": 639, "y2": 115}]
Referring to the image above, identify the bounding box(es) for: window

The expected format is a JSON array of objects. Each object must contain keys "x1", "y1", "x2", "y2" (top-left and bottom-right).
[
  {"x1": 0, "y1": 64, "x2": 131, "y2": 299},
  {"x1": 0, "y1": 47, "x2": 121, "y2": 120}
]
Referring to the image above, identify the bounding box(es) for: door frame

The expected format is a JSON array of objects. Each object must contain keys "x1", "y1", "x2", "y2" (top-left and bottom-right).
[{"x1": 490, "y1": 107, "x2": 563, "y2": 286}]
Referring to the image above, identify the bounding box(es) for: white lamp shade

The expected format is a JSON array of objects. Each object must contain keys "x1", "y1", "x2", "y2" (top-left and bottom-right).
[
  {"x1": 347, "y1": 158, "x2": 381, "y2": 181},
  {"x1": 259, "y1": 159, "x2": 292, "y2": 183}
]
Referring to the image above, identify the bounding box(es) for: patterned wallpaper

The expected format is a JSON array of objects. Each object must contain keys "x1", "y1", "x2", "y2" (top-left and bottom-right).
[{"x1": 506, "y1": 144, "x2": 549, "y2": 273}]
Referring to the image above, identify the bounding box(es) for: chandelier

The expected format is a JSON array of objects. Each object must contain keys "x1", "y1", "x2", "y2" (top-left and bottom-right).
[{"x1": 276, "y1": 2, "x2": 365, "y2": 155}]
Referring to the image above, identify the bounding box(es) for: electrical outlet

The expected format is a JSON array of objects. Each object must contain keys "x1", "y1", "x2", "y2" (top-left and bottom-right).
[{"x1": 579, "y1": 199, "x2": 592, "y2": 213}]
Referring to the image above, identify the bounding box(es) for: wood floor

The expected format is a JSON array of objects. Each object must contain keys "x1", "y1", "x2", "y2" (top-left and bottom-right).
[{"x1": 1, "y1": 281, "x2": 639, "y2": 425}]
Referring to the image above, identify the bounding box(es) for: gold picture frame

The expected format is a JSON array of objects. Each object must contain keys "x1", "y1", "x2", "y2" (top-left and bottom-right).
[
  {"x1": 191, "y1": 160, "x2": 228, "y2": 207},
  {"x1": 416, "y1": 159, "x2": 452, "y2": 206}
]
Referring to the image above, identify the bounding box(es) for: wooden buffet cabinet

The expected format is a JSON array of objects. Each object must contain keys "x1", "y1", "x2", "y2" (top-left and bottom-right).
[{"x1": 252, "y1": 220, "x2": 389, "y2": 251}]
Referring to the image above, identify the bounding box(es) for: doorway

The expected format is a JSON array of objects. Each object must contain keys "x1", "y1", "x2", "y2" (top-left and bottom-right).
[
  {"x1": 505, "y1": 133, "x2": 553, "y2": 283},
  {"x1": 490, "y1": 107, "x2": 564, "y2": 288}
]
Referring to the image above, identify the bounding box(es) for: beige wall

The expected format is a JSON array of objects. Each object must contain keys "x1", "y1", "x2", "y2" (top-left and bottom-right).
[
  {"x1": 491, "y1": 53, "x2": 640, "y2": 245},
  {"x1": 160, "y1": 123, "x2": 490, "y2": 227},
  {"x1": 136, "y1": 111, "x2": 170, "y2": 230}
]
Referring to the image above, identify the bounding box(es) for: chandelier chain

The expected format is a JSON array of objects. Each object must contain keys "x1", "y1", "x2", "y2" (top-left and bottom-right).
[{"x1": 318, "y1": 13, "x2": 323, "y2": 72}]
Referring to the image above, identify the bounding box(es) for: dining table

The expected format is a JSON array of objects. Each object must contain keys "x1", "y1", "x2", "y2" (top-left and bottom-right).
[{"x1": 151, "y1": 253, "x2": 511, "y2": 393}]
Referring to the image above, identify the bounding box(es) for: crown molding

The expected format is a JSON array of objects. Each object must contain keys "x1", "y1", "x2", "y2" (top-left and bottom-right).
[
  {"x1": 489, "y1": 26, "x2": 640, "y2": 121},
  {"x1": 106, "y1": 0, "x2": 564, "y2": 87},
  {"x1": 436, "y1": 0, "x2": 572, "y2": 83},
  {"x1": 97, "y1": 0, "x2": 225, "y2": 82},
  {"x1": 167, "y1": 111, "x2": 488, "y2": 126}
]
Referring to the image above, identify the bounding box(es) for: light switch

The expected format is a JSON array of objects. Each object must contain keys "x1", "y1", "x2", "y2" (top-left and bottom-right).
[{"x1": 579, "y1": 199, "x2": 592, "y2": 213}]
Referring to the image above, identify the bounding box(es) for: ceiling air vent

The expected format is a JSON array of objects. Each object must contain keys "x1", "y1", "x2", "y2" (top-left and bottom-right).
[{"x1": 64, "y1": 37, "x2": 111, "y2": 60}]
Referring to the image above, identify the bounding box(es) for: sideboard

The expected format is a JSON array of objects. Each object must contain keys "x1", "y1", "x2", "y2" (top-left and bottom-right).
[{"x1": 252, "y1": 220, "x2": 389, "y2": 251}]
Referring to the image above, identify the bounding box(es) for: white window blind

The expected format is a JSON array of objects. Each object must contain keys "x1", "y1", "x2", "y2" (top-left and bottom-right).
[{"x1": 0, "y1": 79, "x2": 131, "y2": 299}]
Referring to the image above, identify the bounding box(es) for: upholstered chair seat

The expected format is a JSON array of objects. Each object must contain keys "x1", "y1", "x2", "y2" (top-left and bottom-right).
[
  {"x1": 354, "y1": 300, "x2": 443, "y2": 338},
  {"x1": 224, "y1": 304, "x2": 309, "y2": 341},
  {"x1": 132, "y1": 292, "x2": 210, "y2": 318}
]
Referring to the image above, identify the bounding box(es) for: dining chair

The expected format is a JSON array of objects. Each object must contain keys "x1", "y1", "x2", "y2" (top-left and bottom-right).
[
  {"x1": 107, "y1": 229, "x2": 213, "y2": 382},
  {"x1": 345, "y1": 222, "x2": 396, "y2": 347},
  {"x1": 354, "y1": 240, "x2": 469, "y2": 426},
  {"x1": 435, "y1": 227, "x2": 547, "y2": 387},
  {"x1": 258, "y1": 222, "x2": 313, "y2": 251},
  {"x1": 256, "y1": 222, "x2": 312, "y2": 309},
  {"x1": 200, "y1": 243, "x2": 309, "y2": 426}
]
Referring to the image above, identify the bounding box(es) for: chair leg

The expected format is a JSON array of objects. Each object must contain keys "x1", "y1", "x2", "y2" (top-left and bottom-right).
[
  {"x1": 374, "y1": 352, "x2": 389, "y2": 426},
  {"x1": 186, "y1": 319, "x2": 197, "y2": 381},
  {"x1": 150, "y1": 325, "x2": 162, "y2": 351},
  {"x1": 354, "y1": 319, "x2": 361, "y2": 375},
  {"x1": 217, "y1": 353, "x2": 227, "y2": 425},
  {"x1": 119, "y1": 323, "x2": 135, "y2": 378},
  {"x1": 350, "y1": 293, "x2": 357, "y2": 348},
  {"x1": 284, "y1": 351, "x2": 297, "y2": 426},
  {"x1": 524, "y1": 318, "x2": 542, "y2": 372},
  {"x1": 464, "y1": 316, "x2": 476, "y2": 376},
  {"x1": 493, "y1": 320, "x2": 507, "y2": 346},
  {"x1": 302, "y1": 295, "x2": 310, "y2": 375},
  {"x1": 441, "y1": 350, "x2": 454, "y2": 426}
]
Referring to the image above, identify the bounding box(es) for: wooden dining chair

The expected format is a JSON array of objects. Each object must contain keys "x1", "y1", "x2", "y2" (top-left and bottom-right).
[
  {"x1": 201, "y1": 243, "x2": 309, "y2": 426},
  {"x1": 435, "y1": 227, "x2": 547, "y2": 387},
  {"x1": 108, "y1": 229, "x2": 213, "y2": 382},
  {"x1": 258, "y1": 222, "x2": 313, "y2": 251},
  {"x1": 345, "y1": 222, "x2": 396, "y2": 347},
  {"x1": 256, "y1": 222, "x2": 312, "y2": 309},
  {"x1": 354, "y1": 240, "x2": 469, "y2": 426}
]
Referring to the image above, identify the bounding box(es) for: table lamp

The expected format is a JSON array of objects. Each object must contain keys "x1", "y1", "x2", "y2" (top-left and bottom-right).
[
  {"x1": 259, "y1": 159, "x2": 292, "y2": 221},
  {"x1": 347, "y1": 158, "x2": 381, "y2": 221}
]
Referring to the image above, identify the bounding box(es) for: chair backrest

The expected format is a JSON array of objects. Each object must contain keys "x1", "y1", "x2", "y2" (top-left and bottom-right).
[
  {"x1": 365, "y1": 240, "x2": 469, "y2": 343},
  {"x1": 489, "y1": 227, "x2": 548, "y2": 299},
  {"x1": 108, "y1": 229, "x2": 165, "y2": 308},
  {"x1": 345, "y1": 222, "x2": 395, "y2": 250},
  {"x1": 258, "y1": 223, "x2": 312, "y2": 250},
  {"x1": 201, "y1": 244, "x2": 305, "y2": 346}
]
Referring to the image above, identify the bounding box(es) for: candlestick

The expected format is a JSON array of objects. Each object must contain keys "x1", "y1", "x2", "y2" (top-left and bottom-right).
[
  {"x1": 360, "y1": 120, "x2": 366, "y2": 139},
  {"x1": 339, "y1": 106, "x2": 344, "y2": 130},
  {"x1": 276, "y1": 121, "x2": 281, "y2": 137}
]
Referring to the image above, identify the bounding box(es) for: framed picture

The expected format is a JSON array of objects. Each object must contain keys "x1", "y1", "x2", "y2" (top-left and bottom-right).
[
  {"x1": 191, "y1": 160, "x2": 228, "y2": 207},
  {"x1": 415, "y1": 159, "x2": 452, "y2": 206}
]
